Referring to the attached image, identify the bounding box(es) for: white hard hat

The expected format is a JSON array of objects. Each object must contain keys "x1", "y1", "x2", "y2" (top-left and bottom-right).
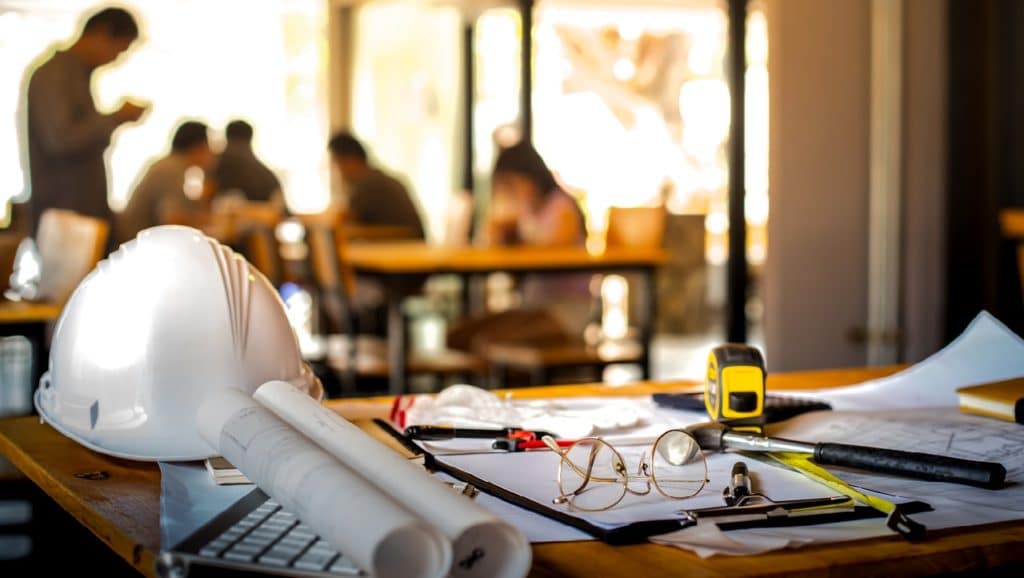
[{"x1": 35, "y1": 225, "x2": 323, "y2": 461}]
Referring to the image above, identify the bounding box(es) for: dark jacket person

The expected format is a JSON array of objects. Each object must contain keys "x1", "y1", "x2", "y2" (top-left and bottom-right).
[
  {"x1": 328, "y1": 132, "x2": 425, "y2": 240},
  {"x1": 213, "y1": 120, "x2": 283, "y2": 204},
  {"x1": 19, "y1": 7, "x2": 147, "y2": 234}
]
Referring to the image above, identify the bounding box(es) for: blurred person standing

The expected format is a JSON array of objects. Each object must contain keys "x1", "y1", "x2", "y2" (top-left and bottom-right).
[
  {"x1": 117, "y1": 121, "x2": 214, "y2": 243},
  {"x1": 19, "y1": 7, "x2": 148, "y2": 235},
  {"x1": 213, "y1": 119, "x2": 284, "y2": 207},
  {"x1": 328, "y1": 132, "x2": 425, "y2": 240}
]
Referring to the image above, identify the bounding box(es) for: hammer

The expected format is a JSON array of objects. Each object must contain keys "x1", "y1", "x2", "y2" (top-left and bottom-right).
[{"x1": 684, "y1": 421, "x2": 1006, "y2": 489}]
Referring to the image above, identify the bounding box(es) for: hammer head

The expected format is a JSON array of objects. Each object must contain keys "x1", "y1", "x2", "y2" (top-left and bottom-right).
[{"x1": 684, "y1": 421, "x2": 729, "y2": 451}]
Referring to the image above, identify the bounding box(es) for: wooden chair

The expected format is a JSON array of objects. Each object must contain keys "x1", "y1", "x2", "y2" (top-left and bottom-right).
[
  {"x1": 35, "y1": 209, "x2": 109, "y2": 304},
  {"x1": 481, "y1": 206, "x2": 666, "y2": 387},
  {"x1": 233, "y1": 203, "x2": 284, "y2": 287},
  {"x1": 299, "y1": 212, "x2": 482, "y2": 395},
  {"x1": 1000, "y1": 208, "x2": 1024, "y2": 303},
  {"x1": 0, "y1": 210, "x2": 107, "y2": 390},
  {"x1": 606, "y1": 206, "x2": 667, "y2": 249},
  {"x1": 441, "y1": 190, "x2": 475, "y2": 247}
]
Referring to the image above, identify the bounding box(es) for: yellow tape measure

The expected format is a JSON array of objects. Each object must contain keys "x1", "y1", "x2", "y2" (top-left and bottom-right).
[{"x1": 705, "y1": 344, "x2": 766, "y2": 422}]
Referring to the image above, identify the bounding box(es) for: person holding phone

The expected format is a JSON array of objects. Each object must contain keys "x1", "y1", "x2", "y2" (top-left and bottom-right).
[{"x1": 19, "y1": 6, "x2": 149, "y2": 237}]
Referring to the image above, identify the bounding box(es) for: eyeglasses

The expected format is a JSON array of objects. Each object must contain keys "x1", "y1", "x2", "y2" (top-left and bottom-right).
[{"x1": 541, "y1": 430, "x2": 709, "y2": 512}]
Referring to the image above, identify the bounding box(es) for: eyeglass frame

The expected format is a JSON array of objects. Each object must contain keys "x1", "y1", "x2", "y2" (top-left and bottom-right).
[{"x1": 541, "y1": 428, "x2": 710, "y2": 512}]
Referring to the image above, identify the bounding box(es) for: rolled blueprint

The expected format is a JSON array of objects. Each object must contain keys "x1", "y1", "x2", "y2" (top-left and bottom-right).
[
  {"x1": 197, "y1": 388, "x2": 451, "y2": 578},
  {"x1": 254, "y1": 380, "x2": 532, "y2": 578}
]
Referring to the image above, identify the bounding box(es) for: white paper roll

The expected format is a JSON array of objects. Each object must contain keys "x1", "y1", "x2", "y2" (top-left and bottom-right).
[
  {"x1": 254, "y1": 380, "x2": 532, "y2": 578},
  {"x1": 197, "y1": 388, "x2": 451, "y2": 578}
]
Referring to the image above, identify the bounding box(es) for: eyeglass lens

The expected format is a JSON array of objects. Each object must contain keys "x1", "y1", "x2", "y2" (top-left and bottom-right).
[
  {"x1": 651, "y1": 430, "x2": 707, "y2": 498},
  {"x1": 557, "y1": 438, "x2": 628, "y2": 511}
]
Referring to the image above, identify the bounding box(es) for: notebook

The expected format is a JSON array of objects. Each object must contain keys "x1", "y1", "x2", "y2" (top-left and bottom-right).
[
  {"x1": 205, "y1": 457, "x2": 251, "y2": 485},
  {"x1": 956, "y1": 378, "x2": 1024, "y2": 424}
]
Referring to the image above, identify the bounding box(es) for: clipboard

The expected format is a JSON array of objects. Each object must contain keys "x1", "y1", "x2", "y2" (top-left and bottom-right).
[{"x1": 371, "y1": 419, "x2": 932, "y2": 545}]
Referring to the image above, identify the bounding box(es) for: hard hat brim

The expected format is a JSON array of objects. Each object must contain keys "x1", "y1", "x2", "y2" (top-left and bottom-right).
[{"x1": 35, "y1": 387, "x2": 218, "y2": 462}]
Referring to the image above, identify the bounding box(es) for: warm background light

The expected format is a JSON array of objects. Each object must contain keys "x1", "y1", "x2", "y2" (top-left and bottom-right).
[{"x1": 0, "y1": 0, "x2": 329, "y2": 222}]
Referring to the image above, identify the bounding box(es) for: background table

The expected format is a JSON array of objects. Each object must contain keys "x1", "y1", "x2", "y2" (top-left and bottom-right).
[
  {"x1": 3, "y1": 366, "x2": 1024, "y2": 577},
  {"x1": 345, "y1": 242, "x2": 668, "y2": 394}
]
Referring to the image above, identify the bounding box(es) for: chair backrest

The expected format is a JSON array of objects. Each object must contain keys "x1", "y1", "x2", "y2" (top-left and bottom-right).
[
  {"x1": 238, "y1": 224, "x2": 282, "y2": 287},
  {"x1": 441, "y1": 190, "x2": 475, "y2": 247},
  {"x1": 234, "y1": 204, "x2": 284, "y2": 286},
  {"x1": 297, "y1": 210, "x2": 355, "y2": 296},
  {"x1": 0, "y1": 232, "x2": 24, "y2": 294},
  {"x1": 1000, "y1": 208, "x2": 1024, "y2": 302},
  {"x1": 296, "y1": 210, "x2": 357, "y2": 334},
  {"x1": 36, "y1": 209, "x2": 108, "y2": 304},
  {"x1": 605, "y1": 206, "x2": 667, "y2": 249}
]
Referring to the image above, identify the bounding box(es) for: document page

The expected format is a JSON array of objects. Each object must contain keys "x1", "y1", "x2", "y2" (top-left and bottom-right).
[
  {"x1": 780, "y1": 312, "x2": 1024, "y2": 410},
  {"x1": 435, "y1": 446, "x2": 840, "y2": 530},
  {"x1": 771, "y1": 408, "x2": 1024, "y2": 528}
]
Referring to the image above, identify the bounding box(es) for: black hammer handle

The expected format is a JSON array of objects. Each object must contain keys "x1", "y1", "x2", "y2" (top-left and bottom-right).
[{"x1": 814, "y1": 443, "x2": 1006, "y2": 489}]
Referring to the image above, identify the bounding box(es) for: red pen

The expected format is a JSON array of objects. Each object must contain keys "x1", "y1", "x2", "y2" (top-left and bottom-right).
[
  {"x1": 517, "y1": 439, "x2": 576, "y2": 451},
  {"x1": 491, "y1": 437, "x2": 576, "y2": 452}
]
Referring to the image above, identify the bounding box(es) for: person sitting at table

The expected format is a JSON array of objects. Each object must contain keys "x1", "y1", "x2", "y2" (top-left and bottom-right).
[
  {"x1": 117, "y1": 120, "x2": 214, "y2": 243},
  {"x1": 212, "y1": 119, "x2": 284, "y2": 209},
  {"x1": 449, "y1": 141, "x2": 595, "y2": 357},
  {"x1": 485, "y1": 140, "x2": 586, "y2": 248},
  {"x1": 328, "y1": 132, "x2": 425, "y2": 240}
]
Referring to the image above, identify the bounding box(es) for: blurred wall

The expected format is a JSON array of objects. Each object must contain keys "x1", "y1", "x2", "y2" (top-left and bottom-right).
[
  {"x1": 903, "y1": 0, "x2": 948, "y2": 362},
  {"x1": 763, "y1": 0, "x2": 870, "y2": 372},
  {"x1": 763, "y1": 0, "x2": 948, "y2": 371}
]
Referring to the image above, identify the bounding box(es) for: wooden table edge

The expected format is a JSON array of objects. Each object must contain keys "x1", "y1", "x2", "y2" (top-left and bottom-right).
[
  {"x1": 4, "y1": 365, "x2": 1024, "y2": 577},
  {"x1": 0, "y1": 423, "x2": 157, "y2": 575},
  {"x1": 0, "y1": 300, "x2": 63, "y2": 324}
]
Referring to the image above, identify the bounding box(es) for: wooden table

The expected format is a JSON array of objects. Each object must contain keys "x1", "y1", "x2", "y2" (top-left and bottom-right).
[
  {"x1": 345, "y1": 242, "x2": 668, "y2": 394},
  {"x1": 345, "y1": 225, "x2": 419, "y2": 242},
  {"x1": 0, "y1": 300, "x2": 62, "y2": 391},
  {"x1": 3, "y1": 366, "x2": 1024, "y2": 577}
]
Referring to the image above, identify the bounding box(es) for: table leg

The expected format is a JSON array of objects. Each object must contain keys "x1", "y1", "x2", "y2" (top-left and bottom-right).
[
  {"x1": 639, "y1": 266, "x2": 656, "y2": 380},
  {"x1": 386, "y1": 282, "x2": 408, "y2": 396},
  {"x1": 29, "y1": 323, "x2": 46, "y2": 393},
  {"x1": 459, "y1": 273, "x2": 472, "y2": 317}
]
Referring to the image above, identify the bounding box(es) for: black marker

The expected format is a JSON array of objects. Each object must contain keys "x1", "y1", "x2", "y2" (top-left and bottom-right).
[{"x1": 403, "y1": 425, "x2": 557, "y2": 441}]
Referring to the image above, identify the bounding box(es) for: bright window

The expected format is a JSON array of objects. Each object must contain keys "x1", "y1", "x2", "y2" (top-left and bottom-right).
[
  {"x1": 350, "y1": 1, "x2": 462, "y2": 242},
  {"x1": 0, "y1": 0, "x2": 329, "y2": 224}
]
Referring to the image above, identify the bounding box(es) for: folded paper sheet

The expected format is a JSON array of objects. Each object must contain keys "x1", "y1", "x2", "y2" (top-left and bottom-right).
[{"x1": 780, "y1": 311, "x2": 1024, "y2": 410}]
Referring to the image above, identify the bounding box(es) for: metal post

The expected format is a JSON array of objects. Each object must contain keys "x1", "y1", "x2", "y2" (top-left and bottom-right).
[
  {"x1": 519, "y1": 0, "x2": 534, "y2": 142},
  {"x1": 726, "y1": 0, "x2": 749, "y2": 343},
  {"x1": 462, "y1": 21, "x2": 475, "y2": 193}
]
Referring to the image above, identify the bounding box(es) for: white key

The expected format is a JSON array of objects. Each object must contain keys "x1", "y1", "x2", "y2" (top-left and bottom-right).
[
  {"x1": 294, "y1": 550, "x2": 338, "y2": 571},
  {"x1": 223, "y1": 550, "x2": 256, "y2": 563},
  {"x1": 258, "y1": 550, "x2": 296, "y2": 567}
]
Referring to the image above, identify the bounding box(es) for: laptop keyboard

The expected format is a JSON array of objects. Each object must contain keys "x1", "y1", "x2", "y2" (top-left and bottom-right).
[{"x1": 195, "y1": 499, "x2": 362, "y2": 575}]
